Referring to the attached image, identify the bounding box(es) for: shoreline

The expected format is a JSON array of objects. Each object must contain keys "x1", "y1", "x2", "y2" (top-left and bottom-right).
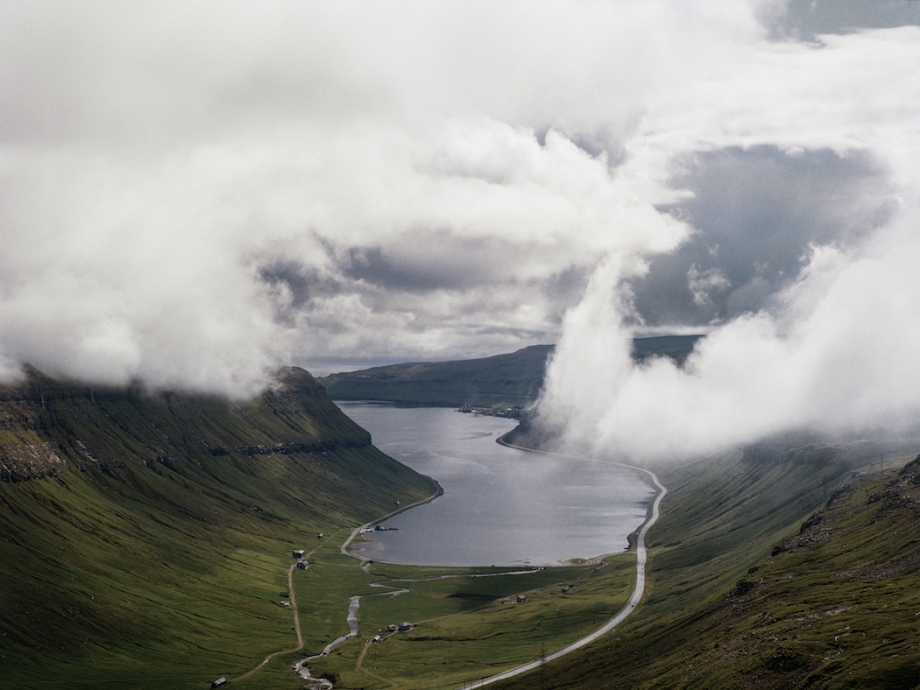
[
  {"x1": 346, "y1": 424, "x2": 651, "y2": 569},
  {"x1": 340, "y1": 481, "x2": 445, "y2": 561},
  {"x1": 456, "y1": 434, "x2": 667, "y2": 689},
  {"x1": 309, "y1": 416, "x2": 665, "y2": 690}
]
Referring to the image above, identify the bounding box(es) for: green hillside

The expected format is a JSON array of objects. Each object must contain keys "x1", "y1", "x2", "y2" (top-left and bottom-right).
[
  {"x1": 0, "y1": 368, "x2": 437, "y2": 689},
  {"x1": 5, "y1": 354, "x2": 914, "y2": 690},
  {"x1": 496, "y1": 439, "x2": 920, "y2": 690},
  {"x1": 319, "y1": 335, "x2": 702, "y2": 409}
]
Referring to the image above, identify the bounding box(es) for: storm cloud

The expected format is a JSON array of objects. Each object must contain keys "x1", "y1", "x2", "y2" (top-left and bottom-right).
[
  {"x1": 629, "y1": 146, "x2": 894, "y2": 328},
  {"x1": 772, "y1": 0, "x2": 920, "y2": 40}
]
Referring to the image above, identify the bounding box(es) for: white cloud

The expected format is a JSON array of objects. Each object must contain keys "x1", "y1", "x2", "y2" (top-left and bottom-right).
[
  {"x1": 534, "y1": 17, "x2": 920, "y2": 459},
  {"x1": 1, "y1": 0, "x2": 919, "y2": 456},
  {"x1": 687, "y1": 266, "x2": 732, "y2": 306}
]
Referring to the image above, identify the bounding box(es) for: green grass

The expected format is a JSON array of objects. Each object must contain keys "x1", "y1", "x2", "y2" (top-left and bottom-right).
[
  {"x1": 301, "y1": 557, "x2": 634, "y2": 689},
  {"x1": 7, "y1": 366, "x2": 914, "y2": 690},
  {"x1": 0, "y1": 369, "x2": 437, "y2": 689},
  {"x1": 0, "y1": 448, "x2": 435, "y2": 689},
  {"x1": 0, "y1": 389, "x2": 861, "y2": 690}
]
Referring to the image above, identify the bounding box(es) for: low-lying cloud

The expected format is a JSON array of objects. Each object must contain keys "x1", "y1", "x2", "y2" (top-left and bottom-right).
[
  {"x1": 538, "y1": 211, "x2": 920, "y2": 460},
  {"x1": 2, "y1": 0, "x2": 920, "y2": 468},
  {"x1": 534, "y1": 9, "x2": 920, "y2": 460}
]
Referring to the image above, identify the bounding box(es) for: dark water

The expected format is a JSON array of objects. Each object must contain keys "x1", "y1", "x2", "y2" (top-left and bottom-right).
[{"x1": 338, "y1": 403, "x2": 654, "y2": 567}]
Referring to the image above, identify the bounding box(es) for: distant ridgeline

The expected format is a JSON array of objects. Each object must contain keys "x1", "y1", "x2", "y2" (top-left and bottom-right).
[
  {"x1": 0, "y1": 366, "x2": 436, "y2": 687},
  {"x1": 319, "y1": 334, "x2": 703, "y2": 409}
]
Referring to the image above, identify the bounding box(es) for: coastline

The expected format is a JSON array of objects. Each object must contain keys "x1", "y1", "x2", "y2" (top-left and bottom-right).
[
  {"x1": 307, "y1": 415, "x2": 665, "y2": 690},
  {"x1": 456, "y1": 432, "x2": 667, "y2": 689},
  {"x1": 349, "y1": 421, "x2": 652, "y2": 569},
  {"x1": 340, "y1": 481, "x2": 445, "y2": 561}
]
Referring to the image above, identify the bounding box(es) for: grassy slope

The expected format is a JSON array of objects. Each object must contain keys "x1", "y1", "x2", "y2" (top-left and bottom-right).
[
  {"x1": 497, "y1": 441, "x2": 920, "y2": 690},
  {"x1": 319, "y1": 336, "x2": 701, "y2": 409},
  {"x1": 0, "y1": 368, "x2": 437, "y2": 689},
  {"x1": 7, "y1": 358, "x2": 913, "y2": 689}
]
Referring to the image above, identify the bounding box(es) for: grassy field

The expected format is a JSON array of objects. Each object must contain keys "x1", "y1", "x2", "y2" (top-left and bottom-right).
[
  {"x1": 296, "y1": 551, "x2": 634, "y2": 690},
  {"x1": 188, "y1": 529, "x2": 635, "y2": 690},
  {"x1": 6, "y1": 366, "x2": 916, "y2": 689},
  {"x1": 0, "y1": 447, "x2": 440, "y2": 689},
  {"x1": 1, "y1": 367, "x2": 646, "y2": 690}
]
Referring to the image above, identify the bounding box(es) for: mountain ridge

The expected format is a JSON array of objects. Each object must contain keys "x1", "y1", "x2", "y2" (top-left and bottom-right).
[{"x1": 319, "y1": 335, "x2": 702, "y2": 408}]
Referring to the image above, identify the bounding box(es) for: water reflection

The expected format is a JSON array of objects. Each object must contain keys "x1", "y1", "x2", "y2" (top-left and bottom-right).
[{"x1": 338, "y1": 403, "x2": 653, "y2": 567}]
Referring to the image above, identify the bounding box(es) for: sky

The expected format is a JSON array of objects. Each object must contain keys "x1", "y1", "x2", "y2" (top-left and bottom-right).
[{"x1": 2, "y1": 1, "x2": 920, "y2": 459}]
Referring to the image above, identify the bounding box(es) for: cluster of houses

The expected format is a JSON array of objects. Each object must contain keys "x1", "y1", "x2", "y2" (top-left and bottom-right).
[
  {"x1": 370, "y1": 621, "x2": 412, "y2": 644},
  {"x1": 361, "y1": 524, "x2": 398, "y2": 534},
  {"x1": 279, "y1": 548, "x2": 311, "y2": 608},
  {"x1": 457, "y1": 405, "x2": 524, "y2": 418},
  {"x1": 291, "y1": 549, "x2": 309, "y2": 571}
]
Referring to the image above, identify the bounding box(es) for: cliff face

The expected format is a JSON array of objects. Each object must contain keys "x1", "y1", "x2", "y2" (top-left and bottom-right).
[{"x1": 0, "y1": 366, "x2": 371, "y2": 481}]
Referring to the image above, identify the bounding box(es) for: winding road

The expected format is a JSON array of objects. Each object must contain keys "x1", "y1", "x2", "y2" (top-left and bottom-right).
[
  {"x1": 245, "y1": 435, "x2": 665, "y2": 689},
  {"x1": 455, "y1": 441, "x2": 667, "y2": 689}
]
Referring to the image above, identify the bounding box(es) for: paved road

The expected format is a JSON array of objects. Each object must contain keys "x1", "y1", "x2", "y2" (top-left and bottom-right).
[{"x1": 456, "y1": 442, "x2": 667, "y2": 690}]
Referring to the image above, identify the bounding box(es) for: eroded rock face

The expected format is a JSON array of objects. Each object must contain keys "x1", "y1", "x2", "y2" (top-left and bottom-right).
[{"x1": 0, "y1": 441, "x2": 66, "y2": 481}]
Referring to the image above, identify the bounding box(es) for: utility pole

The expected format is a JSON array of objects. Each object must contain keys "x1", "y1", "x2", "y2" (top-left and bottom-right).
[{"x1": 541, "y1": 642, "x2": 547, "y2": 690}]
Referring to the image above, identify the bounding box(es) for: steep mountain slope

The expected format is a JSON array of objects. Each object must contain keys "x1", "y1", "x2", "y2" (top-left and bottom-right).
[
  {"x1": 319, "y1": 335, "x2": 701, "y2": 408},
  {"x1": 0, "y1": 368, "x2": 437, "y2": 689},
  {"x1": 497, "y1": 440, "x2": 920, "y2": 690}
]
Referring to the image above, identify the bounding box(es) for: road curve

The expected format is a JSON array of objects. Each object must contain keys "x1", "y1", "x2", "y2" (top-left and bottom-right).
[{"x1": 457, "y1": 441, "x2": 667, "y2": 690}]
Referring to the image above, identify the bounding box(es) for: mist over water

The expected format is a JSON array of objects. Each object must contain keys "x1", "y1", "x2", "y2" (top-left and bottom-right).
[{"x1": 339, "y1": 404, "x2": 653, "y2": 567}]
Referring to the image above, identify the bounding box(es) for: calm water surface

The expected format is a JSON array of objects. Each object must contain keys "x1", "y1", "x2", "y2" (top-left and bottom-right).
[{"x1": 338, "y1": 403, "x2": 654, "y2": 567}]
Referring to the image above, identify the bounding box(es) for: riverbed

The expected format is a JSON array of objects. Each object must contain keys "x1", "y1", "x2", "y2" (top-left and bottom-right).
[{"x1": 337, "y1": 403, "x2": 654, "y2": 567}]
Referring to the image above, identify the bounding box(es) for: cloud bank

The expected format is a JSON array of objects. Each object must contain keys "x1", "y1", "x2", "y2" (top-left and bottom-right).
[
  {"x1": 535, "y1": 8, "x2": 920, "y2": 460},
  {"x1": 2, "y1": 0, "x2": 920, "y2": 467}
]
